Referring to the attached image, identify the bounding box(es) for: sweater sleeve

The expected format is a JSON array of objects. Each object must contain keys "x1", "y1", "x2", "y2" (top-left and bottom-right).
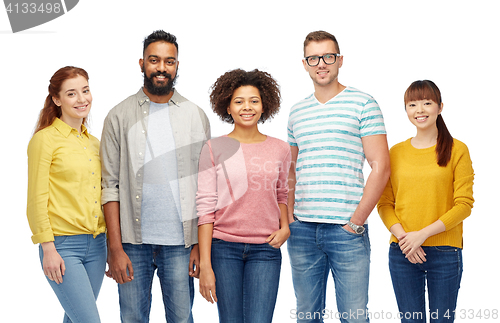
[
  {"x1": 438, "y1": 143, "x2": 474, "y2": 230},
  {"x1": 377, "y1": 175, "x2": 400, "y2": 232},
  {"x1": 276, "y1": 147, "x2": 291, "y2": 205},
  {"x1": 196, "y1": 142, "x2": 217, "y2": 225}
]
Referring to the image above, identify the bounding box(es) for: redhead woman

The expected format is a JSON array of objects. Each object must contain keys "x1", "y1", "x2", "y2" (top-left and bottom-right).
[
  {"x1": 27, "y1": 66, "x2": 106, "y2": 323},
  {"x1": 196, "y1": 69, "x2": 291, "y2": 323},
  {"x1": 378, "y1": 80, "x2": 474, "y2": 323}
]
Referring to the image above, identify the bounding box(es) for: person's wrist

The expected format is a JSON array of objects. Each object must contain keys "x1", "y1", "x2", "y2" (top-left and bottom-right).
[{"x1": 346, "y1": 220, "x2": 365, "y2": 234}]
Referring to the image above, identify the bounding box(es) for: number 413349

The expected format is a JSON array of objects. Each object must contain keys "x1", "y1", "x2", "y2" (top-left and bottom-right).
[
  {"x1": 5, "y1": 2, "x2": 62, "y2": 14},
  {"x1": 444, "y1": 309, "x2": 499, "y2": 320}
]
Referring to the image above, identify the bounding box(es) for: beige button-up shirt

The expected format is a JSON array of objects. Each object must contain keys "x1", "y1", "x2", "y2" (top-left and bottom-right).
[{"x1": 100, "y1": 88, "x2": 210, "y2": 247}]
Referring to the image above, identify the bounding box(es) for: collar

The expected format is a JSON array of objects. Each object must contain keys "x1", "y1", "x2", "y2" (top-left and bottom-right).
[
  {"x1": 137, "y1": 87, "x2": 182, "y2": 107},
  {"x1": 52, "y1": 118, "x2": 89, "y2": 138}
]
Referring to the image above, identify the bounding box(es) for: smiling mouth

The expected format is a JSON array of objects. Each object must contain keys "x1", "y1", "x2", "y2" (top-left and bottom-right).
[
  {"x1": 74, "y1": 104, "x2": 88, "y2": 110},
  {"x1": 415, "y1": 116, "x2": 428, "y2": 122},
  {"x1": 153, "y1": 73, "x2": 172, "y2": 82}
]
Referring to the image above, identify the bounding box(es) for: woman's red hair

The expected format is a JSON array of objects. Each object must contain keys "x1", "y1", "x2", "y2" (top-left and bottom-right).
[
  {"x1": 34, "y1": 66, "x2": 89, "y2": 134},
  {"x1": 404, "y1": 80, "x2": 453, "y2": 167}
]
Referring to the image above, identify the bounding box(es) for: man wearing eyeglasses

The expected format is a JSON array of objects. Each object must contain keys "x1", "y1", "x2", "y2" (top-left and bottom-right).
[{"x1": 286, "y1": 31, "x2": 391, "y2": 323}]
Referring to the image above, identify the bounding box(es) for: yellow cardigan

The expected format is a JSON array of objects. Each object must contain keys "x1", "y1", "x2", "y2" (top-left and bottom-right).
[{"x1": 377, "y1": 138, "x2": 474, "y2": 248}]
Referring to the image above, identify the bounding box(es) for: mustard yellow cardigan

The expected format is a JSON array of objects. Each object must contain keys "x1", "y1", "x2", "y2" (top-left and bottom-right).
[{"x1": 377, "y1": 138, "x2": 474, "y2": 248}]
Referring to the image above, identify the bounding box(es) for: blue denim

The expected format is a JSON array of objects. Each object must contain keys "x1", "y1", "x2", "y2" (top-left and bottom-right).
[
  {"x1": 119, "y1": 244, "x2": 194, "y2": 323},
  {"x1": 287, "y1": 220, "x2": 370, "y2": 323},
  {"x1": 210, "y1": 238, "x2": 282, "y2": 323},
  {"x1": 389, "y1": 243, "x2": 463, "y2": 323},
  {"x1": 39, "y1": 234, "x2": 107, "y2": 323}
]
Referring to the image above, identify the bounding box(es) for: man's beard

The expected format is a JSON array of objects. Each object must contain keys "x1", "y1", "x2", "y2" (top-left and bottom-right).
[{"x1": 143, "y1": 69, "x2": 178, "y2": 96}]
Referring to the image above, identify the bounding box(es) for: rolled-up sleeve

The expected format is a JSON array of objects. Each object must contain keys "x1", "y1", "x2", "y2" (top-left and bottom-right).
[{"x1": 100, "y1": 114, "x2": 121, "y2": 204}]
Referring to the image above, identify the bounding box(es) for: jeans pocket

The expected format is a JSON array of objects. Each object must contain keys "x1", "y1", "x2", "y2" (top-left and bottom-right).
[
  {"x1": 339, "y1": 224, "x2": 364, "y2": 236},
  {"x1": 433, "y1": 245, "x2": 461, "y2": 252},
  {"x1": 390, "y1": 242, "x2": 400, "y2": 249},
  {"x1": 53, "y1": 235, "x2": 68, "y2": 246},
  {"x1": 211, "y1": 238, "x2": 223, "y2": 244}
]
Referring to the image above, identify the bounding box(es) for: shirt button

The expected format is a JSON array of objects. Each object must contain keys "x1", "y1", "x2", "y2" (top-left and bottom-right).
[
  {"x1": 143, "y1": 111, "x2": 147, "y2": 114},
  {"x1": 135, "y1": 218, "x2": 139, "y2": 222},
  {"x1": 136, "y1": 195, "x2": 140, "y2": 199},
  {"x1": 84, "y1": 147, "x2": 87, "y2": 150}
]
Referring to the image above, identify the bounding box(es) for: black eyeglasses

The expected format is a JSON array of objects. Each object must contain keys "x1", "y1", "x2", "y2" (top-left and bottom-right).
[{"x1": 304, "y1": 53, "x2": 341, "y2": 67}]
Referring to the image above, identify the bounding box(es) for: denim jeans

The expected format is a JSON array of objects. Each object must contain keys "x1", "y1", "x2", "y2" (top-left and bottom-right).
[
  {"x1": 118, "y1": 244, "x2": 194, "y2": 323},
  {"x1": 389, "y1": 243, "x2": 463, "y2": 323},
  {"x1": 39, "y1": 234, "x2": 107, "y2": 323},
  {"x1": 287, "y1": 220, "x2": 370, "y2": 323},
  {"x1": 210, "y1": 238, "x2": 282, "y2": 323}
]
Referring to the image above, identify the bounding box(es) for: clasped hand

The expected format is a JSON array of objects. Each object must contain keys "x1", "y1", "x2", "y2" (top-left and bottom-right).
[{"x1": 398, "y1": 231, "x2": 427, "y2": 264}]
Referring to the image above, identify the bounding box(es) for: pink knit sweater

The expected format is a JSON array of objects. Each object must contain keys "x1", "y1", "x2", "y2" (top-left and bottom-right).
[{"x1": 196, "y1": 136, "x2": 291, "y2": 244}]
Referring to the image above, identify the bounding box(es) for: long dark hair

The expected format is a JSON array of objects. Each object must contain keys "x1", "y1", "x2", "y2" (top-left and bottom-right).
[
  {"x1": 34, "y1": 66, "x2": 89, "y2": 134},
  {"x1": 404, "y1": 80, "x2": 453, "y2": 167}
]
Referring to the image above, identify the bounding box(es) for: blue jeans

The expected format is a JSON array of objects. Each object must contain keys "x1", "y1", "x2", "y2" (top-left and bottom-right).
[
  {"x1": 39, "y1": 234, "x2": 107, "y2": 323},
  {"x1": 389, "y1": 243, "x2": 463, "y2": 323},
  {"x1": 119, "y1": 244, "x2": 194, "y2": 323},
  {"x1": 211, "y1": 238, "x2": 282, "y2": 323},
  {"x1": 287, "y1": 220, "x2": 370, "y2": 323}
]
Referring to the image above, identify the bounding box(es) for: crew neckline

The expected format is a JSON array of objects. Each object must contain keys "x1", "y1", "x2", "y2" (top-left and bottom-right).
[
  {"x1": 223, "y1": 134, "x2": 269, "y2": 145},
  {"x1": 406, "y1": 138, "x2": 436, "y2": 152}
]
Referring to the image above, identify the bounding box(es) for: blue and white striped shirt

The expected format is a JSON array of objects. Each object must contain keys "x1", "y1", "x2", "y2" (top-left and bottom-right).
[{"x1": 287, "y1": 87, "x2": 386, "y2": 223}]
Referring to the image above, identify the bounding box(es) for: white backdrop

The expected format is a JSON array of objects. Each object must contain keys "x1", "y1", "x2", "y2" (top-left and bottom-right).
[{"x1": 1, "y1": 1, "x2": 498, "y2": 322}]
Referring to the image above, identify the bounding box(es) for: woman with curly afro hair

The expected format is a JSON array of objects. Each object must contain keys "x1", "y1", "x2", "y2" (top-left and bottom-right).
[{"x1": 196, "y1": 69, "x2": 291, "y2": 322}]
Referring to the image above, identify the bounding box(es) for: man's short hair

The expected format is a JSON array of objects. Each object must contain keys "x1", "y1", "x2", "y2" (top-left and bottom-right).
[
  {"x1": 143, "y1": 30, "x2": 179, "y2": 54},
  {"x1": 303, "y1": 30, "x2": 340, "y2": 56}
]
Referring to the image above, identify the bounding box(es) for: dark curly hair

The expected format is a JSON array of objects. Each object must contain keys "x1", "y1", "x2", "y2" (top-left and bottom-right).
[{"x1": 210, "y1": 69, "x2": 281, "y2": 124}]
